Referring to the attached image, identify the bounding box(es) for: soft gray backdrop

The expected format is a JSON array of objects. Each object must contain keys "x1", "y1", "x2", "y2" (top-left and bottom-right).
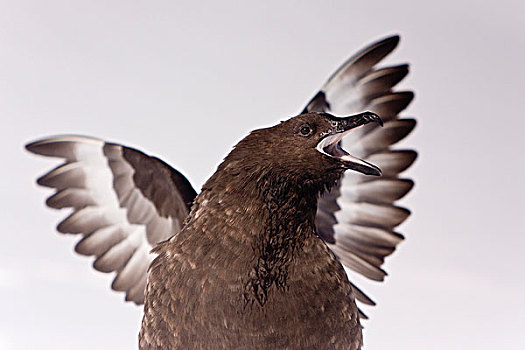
[{"x1": 1, "y1": 1, "x2": 524, "y2": 349}]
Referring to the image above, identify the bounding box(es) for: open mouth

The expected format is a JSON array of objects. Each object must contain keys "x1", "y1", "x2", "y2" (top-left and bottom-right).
[{"x1": 316, "y1": 112, "x2": 383, "y2": 176}]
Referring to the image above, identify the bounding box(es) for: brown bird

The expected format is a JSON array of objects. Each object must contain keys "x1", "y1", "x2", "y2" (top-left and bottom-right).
[{"x1": 26, "y1": 35, "x2": 416, "y2": 349}]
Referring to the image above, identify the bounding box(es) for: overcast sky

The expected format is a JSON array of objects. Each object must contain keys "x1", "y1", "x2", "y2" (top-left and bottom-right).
[{"x1": 1, "y1": 1, "x2": 524, "y2": 349}]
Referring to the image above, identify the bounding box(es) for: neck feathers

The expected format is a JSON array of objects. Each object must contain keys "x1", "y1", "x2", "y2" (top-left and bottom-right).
[
  {"x1": 246, "y1": 175, "x2": 319, "y2": 306},
  {"x1": 190, "y1": 157, "x2": 339, "y2": 306}
]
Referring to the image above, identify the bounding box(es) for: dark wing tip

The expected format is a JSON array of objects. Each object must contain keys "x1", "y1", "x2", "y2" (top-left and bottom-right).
[
  {"x1": 369, "y1": 34, "x2": 400, "y2": 57},
  {"x1": 388, "y1": 90, "x2": 414, "y2": 100},
  {"x1": 396, "y1": 179, "x2": 415, "y2": 198},
  {"x1": 407, "y1": 149, "x2": 418, "y2": 167},
  {"x1": 350, "y1": 281, "x2": 376, "y2": 306},
  {"x1": 25, "y1": 136, "x2": 58, "y2": 153},
  {"x1": 358, "y1": 307, "x2": 369, "y2": 320},
  {"x1": 125, "y1": 294, "x2": 144, "y2": 305},
  {"x1": 36, "y1": 174, "x2": 49, "y2": 187},
  {"x1": 364, "y1": 34, "x2": 400, "y2": 52},
  {"x1": 396, "y1": 118, "x2": 417, "y2": 132},
  {"x1": 399, "y1": 205, "x2": 411, "y2": 217},
  {"x1": 405, "y1": 118, "x2": 417, "y2": 131},
  {"x1": 405, "y1": 149, "x2": 418, "y2": 161},
  {"x1": 398, "y1": 63, "x2": 410, "y2": 74},
  {"x1": 25, "y1": 141, "x2": 35, "y2": 152},
  {"x1": 381, "y1": 34, "x2": 400, "y2": 47},
  {"x1": 399, "y1": 90, "x2": 415, "y2": 102},
  {"x1": 25, "y1": 139, "x2": 46, "y2": 155},
  {"x1": 407, "y1": 178, "x2": 415, "y2": 189}
]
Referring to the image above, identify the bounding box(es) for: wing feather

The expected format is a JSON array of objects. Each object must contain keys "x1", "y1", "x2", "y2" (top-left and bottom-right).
[
  {"x1": 93, "y1": 227, "x2": 143, "y2": 273},
  {"x1": 308, "y1": 35, "x2": 417, "y2": 318},
  {"x1": 26, "y1": 136, "x2": 197, "y2": 304},
  {"x1": 75, "y1": 225, "x2": 127, "y2": 257},
  {"x1": 46, "y1": 188, "x2": 96, "y2": 209},
  {"x1": 350, "y1": 281, "x2": 376, "y2": 306}
]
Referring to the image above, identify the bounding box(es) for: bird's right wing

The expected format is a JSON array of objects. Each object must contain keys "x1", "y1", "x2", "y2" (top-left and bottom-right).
[
  {"x1": 305, "y1": 36, "x2": 417, "y2": 316},
  {"x1": 26, "y1": 136, "x2": 197, "y2": 304}
]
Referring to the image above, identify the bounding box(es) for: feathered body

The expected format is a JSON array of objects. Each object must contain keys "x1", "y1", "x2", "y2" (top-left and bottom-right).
[
  {"x1": 140, "y1": 126, "x2": 361, "y2": 349},
  {"x1": 26, "y1": 36, "x2": 417, "y2": 350}
]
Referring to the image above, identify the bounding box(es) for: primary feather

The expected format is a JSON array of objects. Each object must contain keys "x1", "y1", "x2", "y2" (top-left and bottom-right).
[{"x1": 27, "y1": 136, "x2": 195, "y2": 304}]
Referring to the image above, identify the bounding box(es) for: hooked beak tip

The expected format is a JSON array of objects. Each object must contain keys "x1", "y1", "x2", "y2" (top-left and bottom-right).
[{"x1": 362, "y1": 111, "x2": 383, "y2": 127}]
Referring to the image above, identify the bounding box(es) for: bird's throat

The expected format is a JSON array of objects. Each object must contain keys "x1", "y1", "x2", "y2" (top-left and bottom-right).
[
  {"x1": 195, "y1": 163, "x2": 334, "y2": 307},
  {"x1": 245, "y1": 175, "x2": 319, "y2": 307}
]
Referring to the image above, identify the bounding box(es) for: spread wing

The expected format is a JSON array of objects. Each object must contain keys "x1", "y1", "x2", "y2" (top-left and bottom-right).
[
  {"x1": 305, "y1": 35, "x2": 417, "y2": 317},
  {"x1": 26, "y1": 136, "x2": 197, "y2": 304}
]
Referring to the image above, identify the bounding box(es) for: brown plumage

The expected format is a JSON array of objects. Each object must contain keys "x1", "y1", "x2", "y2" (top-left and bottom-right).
[
  {"x1": 140, "y1": 112, "x2": 381, "y2": 349},
  {"x1": 26, "y1": 35, "x2": 417, "y2": 349}
]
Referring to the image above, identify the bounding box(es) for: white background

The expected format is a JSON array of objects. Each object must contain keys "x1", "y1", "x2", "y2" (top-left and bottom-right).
[{"x1": 1, "y1": 1, "x2": 524, "y2": 349}]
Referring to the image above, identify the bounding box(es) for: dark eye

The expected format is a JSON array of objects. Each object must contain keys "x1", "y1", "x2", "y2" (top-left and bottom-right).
[{"x1": 299, "y1": 124, "x2": 312, "y2": 137}]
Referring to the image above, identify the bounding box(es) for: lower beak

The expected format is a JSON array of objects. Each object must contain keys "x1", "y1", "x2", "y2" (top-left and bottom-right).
[{"x1": 317, "y1": 111, "x2": 383, "y2": 176}]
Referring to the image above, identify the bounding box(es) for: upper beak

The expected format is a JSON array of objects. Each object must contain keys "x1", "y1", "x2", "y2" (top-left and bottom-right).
[
  {"x1": 317, "y1": 111, "x2": 383, "y2": 176},
  {"x1": 332, "y1": 111, "x2": 383, "y2": 132}
]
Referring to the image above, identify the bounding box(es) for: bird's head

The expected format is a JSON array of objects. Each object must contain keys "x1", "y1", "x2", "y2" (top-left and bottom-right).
[{"x1": 225, "y1": 111, "x2": 383, "y2": 189}]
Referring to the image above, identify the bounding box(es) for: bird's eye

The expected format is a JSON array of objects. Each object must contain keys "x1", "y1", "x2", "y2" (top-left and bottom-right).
[{"x1": 299, "y1": 124, "x2": 312, "y2": 137}]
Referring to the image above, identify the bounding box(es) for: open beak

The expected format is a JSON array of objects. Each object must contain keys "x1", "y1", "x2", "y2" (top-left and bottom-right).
[{"x1": 316, "y1": 111, "x2": 383, "y2": 176}]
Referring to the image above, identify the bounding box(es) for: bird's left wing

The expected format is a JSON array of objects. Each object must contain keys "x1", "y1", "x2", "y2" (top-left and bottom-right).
[
  {"x1": 304, "y1": 35, "x2": 417, "y2": 317},
  {"x1": 26, "y1": 136, "x2": 197, "y2": 304}
]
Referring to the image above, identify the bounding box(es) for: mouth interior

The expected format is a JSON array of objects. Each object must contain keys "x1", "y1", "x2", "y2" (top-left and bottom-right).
[
  {"x1": 316, "y1": 129, "x2": 356, "y2": 161},
  {"x1": 316, "y1": 129, "x2": 380, "y2": 172}
]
